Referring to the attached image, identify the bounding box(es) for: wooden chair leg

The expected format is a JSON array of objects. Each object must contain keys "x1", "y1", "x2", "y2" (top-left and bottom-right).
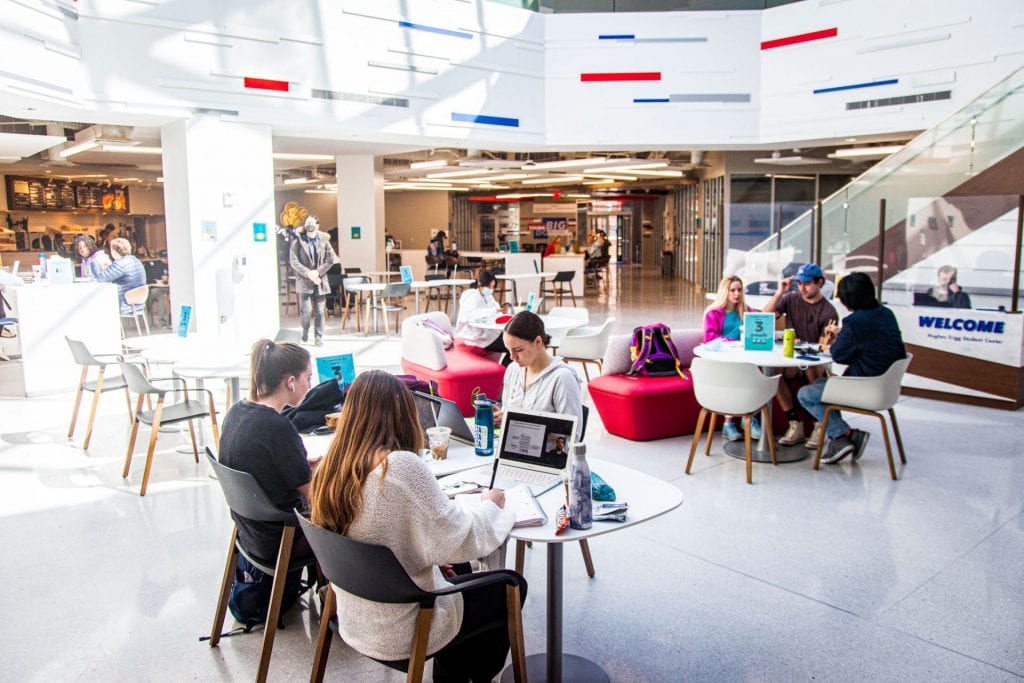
[
  {"x1": 579, "y1": 539, "x2": 595, "y2": 578},
  {"x1": 187, "y1": 419, "x2": 199, "y2": 462},
  {"x1": 763, "y1": 406, "x2": 777, "y2": 466},
  {"x1": 813, "y1": 406, "x2": 833, "y2": 470},
  {"x1": 888, "y1": 408, "x2": 907, "y2": 464},
  {"x1": 139, "y1": 398, "x2": 164, "y2": 496},
  {"x1": 68, "y1": 367, "x2": 88, "y2": 438},
  {"x1": 581, "y1": 362, "x2": 590, "y2": 382},
  {"x1": 123, "y1": 393, "x2": 145, "y2": 478},
  {"x1": 382, "y1": 301, "x2": 391, "y2": 339},
  {"x1": 743, "y1": 415, "x2": 753, "y2": 484},
  {"x1": 515, "y1": 539, "x2": 526, "y2": 576},
  {"x1": 686, "y1": 408, "x2": 707, "y2": 475},
  {"x1": 310, "y1": 586, "x2": 336, "y2": 683},
  {"x1": 705, "y1": 412, "x2": 717, "y2": 455},
  {"x1": 407, "y1": 607, "x2": 434, "y2": 683},
  {"x1": 257, "y1": 526, "x2": 296, "y2": 683},
  {"x1": 505, "y1": 585, "x2": 527, "y2": 683},
  {"x1": 123, "y1": 387, "x2": 133, "y2": 418},
  {"x1": 82, "y1": 367, "x2": 106, "y2": 450},
  {"x1": 877, "y1": 413, "x2": 898, "y2": 481},
  {"x1": 209, "y1": 528, "x2": 239, "y2": 647},
  {"x1": 208, "y1": 399, "x2": 221, "y2": 448}
]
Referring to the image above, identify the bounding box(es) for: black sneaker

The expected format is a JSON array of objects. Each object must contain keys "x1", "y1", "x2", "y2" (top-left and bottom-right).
[
  {"x1": 850, "y1": 429, "x2": 870, "y2": 462},
  {"x1": 821, "y1": 434, "x2": 855, "y2": 464}
]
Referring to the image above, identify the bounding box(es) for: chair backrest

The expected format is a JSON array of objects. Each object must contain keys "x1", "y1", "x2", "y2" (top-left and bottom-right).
[
  {"x1": 382, "y1": 282, "x2": 411, "y2": 297},
  {"x1": 580, "y1": 404, "x2": 590, "y2": 440},
  {"x1": 124, "y1": 285, "x2": 149, "y2": 305},
  {"x1": 118, "y1": 361, "x2": 161, "y2": 394},
  {"x1": 549, "y1": 307, "x2": 588, "y2": 324},
  {"x1": 400, "y1": 312, "x2": 452, "y2": 371},
  {"x1": 560, "y1": 317, "x2": 616, "y2": 359},
  {"x1": 690, "y1": 357, "x2": 780, "y2": 416},
  {"x1": 554, "y1": 271, "x2": 574, "y2": 282},
  {"x1": 425, "y1": 273, "x2": 447, "y2": 282},
  {"x1": 343, "y1": 276, "x2": 370, "y2": 290},
  {"x1": 822, "y1": 353, "x2": 913, "y2": 411},
  {"x1": 343, "y1": 267, "x2": 362, "y2": 274},
  {"x1": 326, "y1": 273, "x2": 345, "y2": 289},
  {"x1": 65, "y1": 337, "x2": 103, "y2": 366},
  {"x1": 274, "y1": 329, "x2": 302, "y2": 343},
  {"x1": 296, "y1": 513, "x2": 432, "y2": 606},
  {"x1": 206, "y1": 450, "x2": 296, "y2": 525}
]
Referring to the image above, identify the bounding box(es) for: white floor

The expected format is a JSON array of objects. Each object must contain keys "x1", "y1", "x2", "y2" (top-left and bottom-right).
[{"x1": 0, "y1": 268, "x2": 1021, "y2": 682}]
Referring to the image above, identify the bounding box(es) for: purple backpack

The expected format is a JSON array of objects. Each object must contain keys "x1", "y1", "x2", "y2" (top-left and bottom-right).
[{"x1": 629, "y1": 324, "x2": 687, "y2": 379}]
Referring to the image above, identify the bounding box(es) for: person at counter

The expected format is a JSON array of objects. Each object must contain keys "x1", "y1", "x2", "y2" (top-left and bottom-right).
[
  {"x1": 92, "y1": 238, "x2": 146, "y2": 315},
  {"x1": 918, "y1": 265, "x2": 972, "y2": 309},
  {"x1": 455, "y1": 270, "x2": 513, "y2": 364},
  {"x1": 764, "y1": 263, "x2": 838, "y2": 449},
  {"x1": 427, "y1": 230, "x2": 459, "y2": 275},
  {"x1": 73, "y1": 235, "x2": 112, "y2": 279}
]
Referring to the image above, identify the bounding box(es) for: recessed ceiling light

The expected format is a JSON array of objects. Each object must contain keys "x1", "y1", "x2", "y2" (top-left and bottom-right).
[
  {"x1": 284, "y1": 176, "x2": 320, "y2": 185},
  {"x1": 829, "y1": 145, "x2": 903, "y2": 159},
  {"x1": 100, "y1": 145, "x2": 162, "y2": 154},
  {"x1": 521, "y1": 175, "x2": 584, "y2": 185},
  {"x1": 409, "y1": 159, "x2": 448, "y2": 170},
  {"x1": 426, "y1": 169, "x2": 491, "y2": 179},
  {"x1": 527, "y1": 157, "x2": 607, "y2": 170},
  {"x1": 582, "y1": 173, "x2": 638, "y2": 181},
  {"x1": 582, "y1": 161, "x2": 667, "y2": 173}
]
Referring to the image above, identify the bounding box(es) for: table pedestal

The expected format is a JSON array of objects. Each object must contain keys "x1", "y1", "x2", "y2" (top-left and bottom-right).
[
  {"x1": 723, "y1": 440, "x2": 810, "y2": 464},
  {"x1": 500, "y1": 544, "x2": 609, "y2": 683}
]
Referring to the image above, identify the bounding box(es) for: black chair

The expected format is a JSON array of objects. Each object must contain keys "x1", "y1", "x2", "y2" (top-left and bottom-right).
[
  {"x1": 119, "y1": 362, "x2": 219, "y2": 496},
  {"x1": 341, "y1": 276, "x2": 370, "y2": 332},
  {"x1": 368, "y1": 282, "x2": 411, "y2": 338},
  {"x1": 343, "y1": 267, "x2": 362, "y2": 275},
  {"x1": 490, "y1": 267, "x2": 509, "y2": 305},
  {"x1": 65, "y1": 337, "x2": 135, "y2": 450},
  {"x1": 423, "y1": 273, "x2": 449, "y2": 314},
  {"x1": 206, "y1": 450, "x2": 320, "y2": 683},
  {"x1": 325, "y1": 272, "x2": 345, "y2": 316},
  {"x1": 517, "y1": 405, "x2": 595, "y2": 578},
  {"x1": 295, "y1": 513, "x2": 528, "y2": 683},
  {"x1": 539, "y1": 271, "x2": 577, "y2": 309}
]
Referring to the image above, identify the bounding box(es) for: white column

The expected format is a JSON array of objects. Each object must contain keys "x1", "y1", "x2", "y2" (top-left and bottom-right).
[
  {"x1": 161, "y1": 117, "x2": 279, "y2": 344},
  {"x1": 336, "y1": 154, "x2": 385, "y2": 272}
]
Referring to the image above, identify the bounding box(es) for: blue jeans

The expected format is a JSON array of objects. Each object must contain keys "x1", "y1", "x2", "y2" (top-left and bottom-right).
[{"x1": 798, "y1": 378, "x2": 849, "y2": 439}]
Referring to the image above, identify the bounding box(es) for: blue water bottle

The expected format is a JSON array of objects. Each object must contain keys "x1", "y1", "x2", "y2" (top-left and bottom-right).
[
  {"x1": 473, "y1": 393, "x2": 494, "y2": 456},
  {"x1": 39, "y1": 253, "x2": 47, "y2": 278}
]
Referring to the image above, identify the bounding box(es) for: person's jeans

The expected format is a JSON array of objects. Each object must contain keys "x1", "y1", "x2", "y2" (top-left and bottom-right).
[
  {"x1": 299, "y1": 292, "x2": 326, "y2": 342},
  {"x1": 798, "y1": 377, "x2": 849, "y2": 439}
]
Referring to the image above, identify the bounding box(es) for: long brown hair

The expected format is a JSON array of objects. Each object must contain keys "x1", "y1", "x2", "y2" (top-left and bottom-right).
[
  {"x1": 248, "y1": 339, "x2": 310, "y2": 399},
  {"x1": 310, "y1": 371, "x2": 424, "y2": 534}
]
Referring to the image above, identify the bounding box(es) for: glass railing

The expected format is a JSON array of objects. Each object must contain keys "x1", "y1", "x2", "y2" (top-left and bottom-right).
[{"x1": 748, "y1": 65, "x2": 1024, "y2": 290}]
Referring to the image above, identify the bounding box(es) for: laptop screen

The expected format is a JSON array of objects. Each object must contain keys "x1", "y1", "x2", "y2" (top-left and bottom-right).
[
  {"x1": 498, "y1": 409, "x2": 577, "y2": 471},
  {"x1": 412, "y1": 392, "x2": 439, "y2": 438}
]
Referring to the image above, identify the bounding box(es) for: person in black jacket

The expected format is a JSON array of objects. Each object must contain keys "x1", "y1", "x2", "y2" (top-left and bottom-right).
[{"x1": 798, "y1": 272, "x2": 906, "y2": 465}]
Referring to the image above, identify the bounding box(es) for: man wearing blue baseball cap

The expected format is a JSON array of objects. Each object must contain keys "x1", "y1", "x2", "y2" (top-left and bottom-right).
[{"x1": 764, "y1": 263, "x2": 838, "y2": 449}]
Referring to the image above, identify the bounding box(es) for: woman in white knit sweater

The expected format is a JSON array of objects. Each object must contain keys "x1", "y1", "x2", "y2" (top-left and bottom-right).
[{"x1": 310, "y1": 371, "x2": 527, "y2": 682}]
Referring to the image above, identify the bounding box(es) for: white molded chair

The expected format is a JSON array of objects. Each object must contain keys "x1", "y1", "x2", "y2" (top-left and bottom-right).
[
  {"x1": 559, "y1": 317, "x2": 615, "y2": 381},
  {"x1": 400, "y1": 312, "x2": 453, "y2": 371},
  {"x1": 687, "y1": 357, "x2": 780, "y2": 485},
  {"x1": 122, "y1": 285, "x2": 151, "y2": 337},
  {"x1": 548, "y1": 307, "x2": 589, "y2": 324},
  {"x1": 813, "y1": 354, "x2": 912, "y2": 480}
]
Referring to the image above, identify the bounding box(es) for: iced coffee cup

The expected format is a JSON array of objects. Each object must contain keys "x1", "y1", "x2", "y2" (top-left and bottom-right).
[{"x1": 426, "y1": 426, "x2": 452, "y2": 460}]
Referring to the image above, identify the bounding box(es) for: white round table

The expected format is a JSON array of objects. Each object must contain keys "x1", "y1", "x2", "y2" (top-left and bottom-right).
[
  {"x1": 467, "y1": 313, "x2": 586, "y2": 347},
  {"x1": 693, "y1": 341, "x2": 833, "y2": 463},
  {"x1": 409, "y1": 278, "x2": 474, "y2": 315}
]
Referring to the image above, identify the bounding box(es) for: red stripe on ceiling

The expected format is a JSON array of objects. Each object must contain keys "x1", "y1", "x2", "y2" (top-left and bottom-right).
[
  {"x1": 580, "y1": 72, "x2": 661, "y2": 82},
  {"x1": 760, "y1": 27, "x2": 838, "y2": 50},
  {"x1": 243, "y1": 77, "x2": 290, "y2": 92}
]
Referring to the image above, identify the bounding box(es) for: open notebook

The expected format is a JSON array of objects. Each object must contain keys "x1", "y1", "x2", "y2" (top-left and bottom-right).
[{"x1": 455, "y1": 485, "x2": 547, "y2": 528}]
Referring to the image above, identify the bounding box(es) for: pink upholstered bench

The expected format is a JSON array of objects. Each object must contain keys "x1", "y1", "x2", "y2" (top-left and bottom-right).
[{"x1": 589, "y1": 372, "x2": 703, "y2": 441}]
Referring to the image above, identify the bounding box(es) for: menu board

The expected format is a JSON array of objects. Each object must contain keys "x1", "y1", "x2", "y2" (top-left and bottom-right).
[{"x1": 5, "y1": 176, "x2": 130, "y2": 213}]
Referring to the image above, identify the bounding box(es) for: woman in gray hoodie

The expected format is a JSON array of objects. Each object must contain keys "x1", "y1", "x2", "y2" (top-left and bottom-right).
[{"x1": 495, "y1": 311, "x2": 584, "y2": 440}]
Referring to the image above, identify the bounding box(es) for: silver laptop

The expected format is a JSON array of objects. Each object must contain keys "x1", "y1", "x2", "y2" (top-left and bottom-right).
[
  {"x1": 464, "y1": 408, "x2": 579, "y2": 496},
  {"x1": 414, "y1": 392, "x2": 475, "y2": 444}
]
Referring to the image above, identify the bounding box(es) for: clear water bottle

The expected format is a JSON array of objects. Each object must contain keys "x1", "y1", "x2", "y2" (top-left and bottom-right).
[
  {"x1": 568, "y1": 443, "x2": 592, "y2": 530},
  {"x1": 473, "y1": 393, "x2": 494, "y2": 456},
  {"x1": 38, "y1": 253, "x2": 47, "y2": 279}
]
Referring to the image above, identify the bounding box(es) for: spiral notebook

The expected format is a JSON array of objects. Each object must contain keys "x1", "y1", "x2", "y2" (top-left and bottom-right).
[{"x1": 456, "y1": 485, "x2": 547, "y2": 528}]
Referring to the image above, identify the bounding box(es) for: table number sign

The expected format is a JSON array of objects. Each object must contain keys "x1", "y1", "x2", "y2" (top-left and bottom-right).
[
  {"x1": 177, "y1": 305, "x2": 192, "y2": 338},
  {"x1": 743, "y1": 312, "x2": 775, "y2": 352},
  {"x1": 399, "y1": 265, "x2": 413, "y2": 284}
]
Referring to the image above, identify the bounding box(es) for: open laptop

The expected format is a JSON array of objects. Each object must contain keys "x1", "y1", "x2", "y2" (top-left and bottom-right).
[
  {"x1": 463, "y1": 408, "x2": 579, "y2": 496},
  {"x1": 414, "y1": 392, "x2": 475, "y2": 444}
]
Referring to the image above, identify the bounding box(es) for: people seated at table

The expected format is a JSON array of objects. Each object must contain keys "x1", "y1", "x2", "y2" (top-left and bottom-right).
[
  {"x1": 310, "y1": 370, "x2": 523, "y2": 682},
  {"x1": 922, "y1": 265, "x2": 972, "y2": 309},
  {"x1": 219, "y1": 340, "x2": 319, "y2": 572},
  {"x1": 764, "y1": 263, "x2": 838, "y2": 449},
  {"x1": 427, "y1": 230, "x2": 459, "y2": 276},
  {"x1": 93, "y1": 238, "x2": 146, "y2": 315},
  {"x1": 455, "y1": 270, "x2": 513, "y2": 362},
  {"x1": 704, "y1": 275, "x2": 760, "y2": 441},
  {"x1": 798, "y1": 272, "x2": 906, "y2": 464},
  {"x1": 494, "y1": 312, "x2": 584, "y2": 440},
  {"x1": 72, "y1": 234, "x2": 111, "y2": 279}
]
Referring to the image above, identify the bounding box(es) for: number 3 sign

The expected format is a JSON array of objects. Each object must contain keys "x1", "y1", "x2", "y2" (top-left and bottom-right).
[{"x1": 743, "y1": 312, "x2": 775, "y2": 352}]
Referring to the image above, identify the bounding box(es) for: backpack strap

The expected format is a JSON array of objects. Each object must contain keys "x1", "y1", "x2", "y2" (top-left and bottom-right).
[
  {"x1": 658, "y1": 329, "x2": 689, "y2": 380},
  {"x1": 629, "y1": 329, "x2": 654, "y2": 374}
]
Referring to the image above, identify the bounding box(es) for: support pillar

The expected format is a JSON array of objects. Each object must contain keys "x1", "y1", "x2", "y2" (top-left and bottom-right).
[{"x1": 336, "y1": 155, "x2": 385, "y2": 272}]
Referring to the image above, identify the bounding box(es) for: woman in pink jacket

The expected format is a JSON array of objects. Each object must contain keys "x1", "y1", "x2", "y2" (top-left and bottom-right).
[{"x1": 703, "y1": 276, "x2": 759, "y2": 442}]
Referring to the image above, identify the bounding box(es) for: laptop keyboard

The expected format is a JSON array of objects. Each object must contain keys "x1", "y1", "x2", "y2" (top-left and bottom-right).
[{"x1": 496, "y1": 465, "x2": 561, "y2": 487}]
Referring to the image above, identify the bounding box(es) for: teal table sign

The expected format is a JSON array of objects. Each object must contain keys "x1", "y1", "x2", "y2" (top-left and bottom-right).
[
  {"x1": 743, "y1": 312, "x2": 775, "y2": 351},
  {"x1": 399, "y1": 265, "x2": 413, "y2": 284},
  {"x1": 508, "y1": 239, "x2": 519, "y2": 253},
  {"x1": 253, "y1": 222, "x2": 267, "y2": 242},
  {"x1": 316, "y1": 353, "x2": 356, "y2": 387},
  {"x1": 351, "y1": 226, "x2": 361, "y2": 239},
  {"x1": 177, "y1": 305, "x2": 192, "y2": 338}
]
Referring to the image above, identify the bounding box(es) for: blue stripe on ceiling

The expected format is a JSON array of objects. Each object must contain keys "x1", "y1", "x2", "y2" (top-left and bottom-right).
[
  {"x1": 814, "y1": 78, "x2": 898, "y2": 94},
  {"x1": 634, "y1": 98, "x2": 670, "y2": 103},
  {"x1": 451, "y1": 112, "x2": 520, "y2": 127},
  {"x1": 599, "y1": 34, "x2": 636, "y2": 40},
  {"x1": 398, "y1": 21, "x2": 473, "y2": 40}
]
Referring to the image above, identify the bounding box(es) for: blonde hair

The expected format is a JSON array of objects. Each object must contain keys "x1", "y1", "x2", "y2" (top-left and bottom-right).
[
  {"x1": 707, "y1": 276, "x2": 747, "y2": 318},
  {"x1": 310, "y1": 371, "x2": 425, "y2": 535},
  {"x1": 109, "y1": 238, "x2": 133, "y2": 257}
]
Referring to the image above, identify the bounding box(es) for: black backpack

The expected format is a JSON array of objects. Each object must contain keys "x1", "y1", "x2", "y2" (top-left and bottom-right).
[{"x1": 228, "y1": 555, "x2": 311, "y2": 629}]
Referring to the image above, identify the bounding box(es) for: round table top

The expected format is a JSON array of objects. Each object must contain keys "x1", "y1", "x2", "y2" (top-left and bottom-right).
[
  {"x1": 495, "y1": 272, "x2": 556, "y2": 280},
  {"x1": 344, "y1": 282, "x2": 387, "y2": 292},
  {"x1": 693, "y1": 340, "x2": 832, "y2": 369},
  {"x1": 467, "y1": 313, "x2": 586, "y2": 332},
  {"x1": 410, "y1": 278, "x2": 474, "y2": 288}
]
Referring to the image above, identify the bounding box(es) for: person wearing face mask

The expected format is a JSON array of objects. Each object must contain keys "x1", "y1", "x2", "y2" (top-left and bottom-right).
[
  {"x1": 289, "y1": 215, "x2": 339, "y2": 346},
  {"x1": 454, "y1": 270, "x2": 513, "y2": 362}
]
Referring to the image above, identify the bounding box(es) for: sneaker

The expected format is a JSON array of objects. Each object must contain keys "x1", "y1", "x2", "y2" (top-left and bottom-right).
[
  {"x1": 850, "y1": 429, "x2": 870, "y2": 462},
  {"x1": 749, "y1": 417, "x2": 762, "y2": 440},
  {"x1": 315, "y1": 338, "x2": 324, "y2": 347},
  {"x1": 722, "y1": 421, "x2": 742, "y2": 442},
  {"x1": 821, "y1": 434, "x2": 855, "y2": 464},
  {"x1": 779, "y1": 420, "x2": 806, "y2": 446},
  {"x1": 805, "y1": 422, "x2": 825, "y2": 450}
]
